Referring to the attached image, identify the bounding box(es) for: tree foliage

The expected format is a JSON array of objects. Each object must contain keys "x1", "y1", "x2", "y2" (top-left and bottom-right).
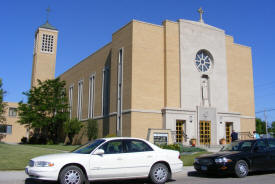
[
  {"x1": 64, "y1": 118, "x2": 83, "y2": 144},
  {"x1": 87, "y1": 119, "x2": 98, "y2": 141},
  {"x1": 0, "y1": 78, "x2": 7, "y2": 124},
  {"x1": 256, "y1": 118, "x2": 266, "y2": 134},
  {"x1": 18, "y1": 78, "x2": 69, "y2": 144},
  {"x1": 0, "y1": 78, "x2": 7, "y2": 142},
  {"x1": 268, "y1": 121, "x2": 275, "y2": 136}
]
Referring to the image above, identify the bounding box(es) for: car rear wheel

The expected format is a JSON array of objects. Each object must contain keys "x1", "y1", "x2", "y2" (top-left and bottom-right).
[
  {"x1": 59, "y1": 165, "x2": 86, "y2": 184},
  {"x1": 149, "y1": 163, "x2": 169, "y2": 184},
  {"x1": 234, "y1": 160, "x2": 249, "y2": 178}
]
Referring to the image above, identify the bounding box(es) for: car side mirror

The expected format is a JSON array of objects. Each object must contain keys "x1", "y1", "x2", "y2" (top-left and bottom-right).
[{"x1": 93, "y1": 149, "x2": 104, "y2": 155}]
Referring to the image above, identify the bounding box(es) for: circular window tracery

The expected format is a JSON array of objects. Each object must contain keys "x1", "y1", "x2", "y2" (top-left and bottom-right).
[{"x1": 195, "y1": 50, "x2": 213, "y2": 72}]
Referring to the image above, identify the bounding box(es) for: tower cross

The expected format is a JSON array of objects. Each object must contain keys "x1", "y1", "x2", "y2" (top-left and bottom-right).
[
  {"x1": 198, "y1": 7, "x2": 204, "y2": 23},
  {"x1": 46, "y1": 6, "x2": 51, "y2": 22}
]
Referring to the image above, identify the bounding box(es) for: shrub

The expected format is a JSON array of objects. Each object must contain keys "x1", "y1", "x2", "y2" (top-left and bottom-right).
[
  {"x1": 87, "y1": 119, "x2": 98, "y2": 141},
  {"x1": 159, "y1": 144, "x2": 181, "y2": 152},
  {"x1": 20, "y1": 137, "x2": 28, "y2": 144},
  {"x1": 64, "y1": 118, "x2": 83, "y2": 144},
  {"x1": 182, "y1": 146, "x2": 206, "y2": 152},
  {"x1": 105, "y1": 134, "x2": 117, "y2": 138},
  {"x1": 159, "y1": 144, "x2": 206, "y2": 153}
]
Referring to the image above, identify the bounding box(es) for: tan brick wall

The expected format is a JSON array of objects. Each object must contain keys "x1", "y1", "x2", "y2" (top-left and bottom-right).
[
  {"x1": 31, "y1": 29, "x2": 58, "y2": 87},
  {"x1": 163, "y1": 20, "x2": 180, "y2": 108},
  {"x1": 226, "y1": 35, "x2": 255, "y2": 132},
  {"x1": 111, "y1": 22, "x2": 133, "y2": 112},
  {"x1": 240, "y1": 118, "x2": 255, "y2": 133},
  {"x1": 60, "y1": 43, "x2": 112, "y2": 119},
  {"x1": 122, "y1": 113, "x2": 131, "y2": 137},
  {"x1": 132, "y1": 21, "x2": 165, "y2": 110},
  {"x1": 1, "y1": 102, "x2": 27, "y2": 143},
  {"x1": 131, "y1": 112, "x2": 162, "y2": 139}
]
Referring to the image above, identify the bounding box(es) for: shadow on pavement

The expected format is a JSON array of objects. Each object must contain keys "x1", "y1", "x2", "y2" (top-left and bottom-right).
[
  {"x1": 187, "y1": 171, "x2": 232, "y2": 178},
  {"x1": 188, "y1": 170, "x2": 275, "y2": 179},
  {"x1": 25, "y1": 178, "x2": 58, "y2": 184},
  {"x1": 25, "y1": 178, "x2": 177, "y2": 184}
]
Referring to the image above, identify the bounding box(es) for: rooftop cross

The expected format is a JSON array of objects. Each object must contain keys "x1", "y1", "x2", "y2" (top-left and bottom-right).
[
  {"x1": 198, "y1": 7, "x2": 204, "y2": 23},
  {"x1": 46, "y1": 6, "x2": 51, "y2": 22}
]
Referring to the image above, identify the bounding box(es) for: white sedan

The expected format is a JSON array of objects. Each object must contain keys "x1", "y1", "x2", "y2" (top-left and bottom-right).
[{"x1": 25, "y1": 137, "x2": 183, "y2": 184}]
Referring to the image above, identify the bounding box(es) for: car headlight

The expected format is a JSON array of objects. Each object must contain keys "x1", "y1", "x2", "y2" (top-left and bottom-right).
[
  {"x1": 34, "y1": 161, "x2": 54, "y2": 167},
  {"x1": 214, "y1": 157, "x2": 232, "y2": 164},
  {"x1": 194, "y1": 158, "x2": 199, "y2": 163}
]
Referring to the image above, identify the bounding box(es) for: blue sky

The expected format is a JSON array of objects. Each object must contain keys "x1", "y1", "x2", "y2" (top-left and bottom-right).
[{"x1": 0, "y1": 0, "x2": 274, "y2": 123}]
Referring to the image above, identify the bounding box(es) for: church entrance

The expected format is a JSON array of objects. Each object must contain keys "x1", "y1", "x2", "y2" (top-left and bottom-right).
[
  {"x1": 199, "y1": 121, "x2": 211, "y2": 145},
  {"x1": 226, "y1": 122, "x2": 233, "y2": 143},
  {"x1": 176, "y1": 120, "x2": 186, "y2": 143}
]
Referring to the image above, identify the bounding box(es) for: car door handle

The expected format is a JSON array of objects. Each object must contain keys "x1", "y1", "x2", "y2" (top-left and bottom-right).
[
  {"x1": 117, "y1": 157, "x2": 123, "y2": 160},
  {"x1": 147, "y1": 155, "x2": 153, "y2": 158}
]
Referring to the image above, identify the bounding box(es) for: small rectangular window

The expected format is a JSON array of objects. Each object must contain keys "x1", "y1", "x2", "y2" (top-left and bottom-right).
[
  {"x1": 8, "y1": 108, "x2": 17, "y2": 117},
  {"x1": 0, "y1": 124, "x2": 12, "y2": 134}
]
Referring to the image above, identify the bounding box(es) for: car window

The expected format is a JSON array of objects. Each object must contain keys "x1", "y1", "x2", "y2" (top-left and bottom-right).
[
  {"x1": 99, "y1": 140, "x2": 123, "y2": 154},
  {"x1": 221, "y1": 141, "x2": 252, "y2": 152},
  {"x1": 125, "y1": 140, "x2": 153, "y2": 153},
  {"x1": 267, "y1": 139, "x2": 275, "y2": 150},
  {"x1": 254, "y1": 140, "x2": 267, "y2": 151},
  {"x1": 239, "y1": 141, "x2": 252, "y2": 151},
  {"x1": 72, "y1": 139, "x2": 105, "y2": 154}
]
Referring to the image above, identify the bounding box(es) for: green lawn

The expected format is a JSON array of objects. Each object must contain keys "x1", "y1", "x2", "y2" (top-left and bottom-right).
[
  {"x1": 181, "y1": 151, "x2": 210, "y2": 166},
  {"x1": 0, "y1": 143, "x2": 77, "y2": 170}
]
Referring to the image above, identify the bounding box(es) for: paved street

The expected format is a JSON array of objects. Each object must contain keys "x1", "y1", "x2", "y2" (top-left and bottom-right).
[{"x1": 1, "y1": 167, "x2": 275, "y2": 184}]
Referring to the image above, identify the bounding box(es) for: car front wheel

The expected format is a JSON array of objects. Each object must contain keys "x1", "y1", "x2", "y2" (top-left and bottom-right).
[
  {"x1": 59, "y1": 165, "x2": 86, "y2": 184},
  {"x1": 149, "y1": 163, "x2": 169, "y2": 184},
  {"x1": 234, "y1": 160, "x2": 249, "y2": 178}
]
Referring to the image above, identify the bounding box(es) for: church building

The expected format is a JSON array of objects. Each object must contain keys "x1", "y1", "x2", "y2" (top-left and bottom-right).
[
  {"x1": 57, "y1": 9, "x2": 255, "y2": 145},
  {"x1": 1, "y1": 9, "x2": 255, "y2": 145}
]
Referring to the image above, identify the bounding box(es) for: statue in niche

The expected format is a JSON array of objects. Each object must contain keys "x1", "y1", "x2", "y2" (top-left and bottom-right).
[{"x1": 201, "y1": 77, "x2": 209, "y2": 107}]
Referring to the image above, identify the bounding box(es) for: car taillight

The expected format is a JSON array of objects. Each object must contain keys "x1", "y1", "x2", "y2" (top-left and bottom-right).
[{"x1": 178, "y1": 154, "x2": 181, "y2": 159}]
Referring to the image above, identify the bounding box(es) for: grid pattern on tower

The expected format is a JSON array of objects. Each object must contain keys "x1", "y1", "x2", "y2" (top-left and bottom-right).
[{"x1": 41, "y1": 34, "x2": 54, "y2": 53}]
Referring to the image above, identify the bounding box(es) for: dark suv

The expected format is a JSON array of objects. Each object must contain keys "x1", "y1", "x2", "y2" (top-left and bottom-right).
[{"x1": 194, "y1": 138, "x2": 275, "y2": 177}]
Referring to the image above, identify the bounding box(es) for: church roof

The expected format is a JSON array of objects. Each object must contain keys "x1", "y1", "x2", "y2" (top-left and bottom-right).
[{"x1": 39, "y1": 21, "x2": 58, "y2": 30}]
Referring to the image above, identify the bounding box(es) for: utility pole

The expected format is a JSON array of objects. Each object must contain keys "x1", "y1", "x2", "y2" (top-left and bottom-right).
[{"x1": 264, "y1": 110, "x2": 268, "y2": 137}]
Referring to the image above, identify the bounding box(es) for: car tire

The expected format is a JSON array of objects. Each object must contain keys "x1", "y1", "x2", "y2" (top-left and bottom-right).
[
  {"x1": 234, "y1": 160, "x2": 249, "y2": 178},
  {"x1": 59, "y1": 165, "x2": 87, "y2": 184},
  {"x1": 149, "y1": 163, "x2": 169, "y2": 184}
]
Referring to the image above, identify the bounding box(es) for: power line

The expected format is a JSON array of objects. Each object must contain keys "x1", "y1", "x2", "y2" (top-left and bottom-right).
[{"x1": 256, "y1": 109, "x2": 275, "y2": 114}]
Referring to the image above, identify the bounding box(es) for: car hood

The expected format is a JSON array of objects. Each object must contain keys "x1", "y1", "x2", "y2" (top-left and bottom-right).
[
  {"x1": 197, "y1": 151, "x2": 241, "y2": 159},
  {"x1": 31, "y1": 153, "x2": 85, "y2": 162}
]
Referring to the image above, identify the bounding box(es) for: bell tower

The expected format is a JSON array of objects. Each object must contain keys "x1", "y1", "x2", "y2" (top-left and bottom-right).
[{"x1": 31, "y1": 11, "x2": 58, "y2": 87}]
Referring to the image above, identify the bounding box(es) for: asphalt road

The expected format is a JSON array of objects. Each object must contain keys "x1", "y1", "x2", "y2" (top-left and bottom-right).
[{"x1": 1, "y1": 167, "x2": 275, "y2": 184}]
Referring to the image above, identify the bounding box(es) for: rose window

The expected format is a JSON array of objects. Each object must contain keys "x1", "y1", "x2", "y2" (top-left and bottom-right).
[{"x1": 195, "y1": 50, "x2": 213, "y2": 72}]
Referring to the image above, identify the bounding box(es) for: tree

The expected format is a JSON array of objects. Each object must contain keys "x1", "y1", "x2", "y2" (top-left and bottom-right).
[
  {"x1": 256, "y1": 118, "x2": 266, "y2": 134},
  {"x1": 0, "y1": 78, "x2": 7, "y2": 124},
  {"x1": 64, "y1": 118, "x2": 83, "y2": 144},
  {"x1": 87, "y1": 119, "x2": 98, "y2": 141},
  {"x1": 268, "y1": 121, "x2": 275, "y2": 137},
  {"x1": 18, "y1": 78, "x2": 69, "y2": 144},
  {"x1": 0, "y1": 78, "x2": 7, "y2": 142}
]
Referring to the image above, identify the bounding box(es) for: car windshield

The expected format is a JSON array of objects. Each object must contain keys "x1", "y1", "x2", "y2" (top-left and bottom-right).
[
  {"x1": 72, "y1": 139, "x2": 105, "y2": 154},
  {"x1": 221, "y1": 141, "x2": 252, "y2": 152}
]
